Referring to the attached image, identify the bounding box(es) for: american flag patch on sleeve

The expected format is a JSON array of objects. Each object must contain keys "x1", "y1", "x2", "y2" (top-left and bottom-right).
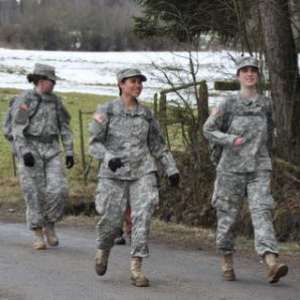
[{"x1": 93, "y1": 112, "x2": 107, "y2": 125}]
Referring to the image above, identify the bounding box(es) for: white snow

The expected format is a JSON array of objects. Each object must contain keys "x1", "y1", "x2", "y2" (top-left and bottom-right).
[{"x1": 0, "y1": 48, "x2": 239, "y2": 103}]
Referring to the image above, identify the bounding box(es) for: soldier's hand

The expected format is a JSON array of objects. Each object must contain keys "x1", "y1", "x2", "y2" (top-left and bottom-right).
[
  {"x1": 23, "y1": 152, "x2": 35, "y2": 167},
  {"x1": 233, "y1": 136, "x2": 244, "y2": 146},
  {"x1": 108, "y1": 158, "x2": 124, "y2": 172},
  {"x1": 66, "y1": 156, "x2": 74, "y2": 169},
  {"x1": 169, "y1": 173, "x2": 180, "y2": 187}
]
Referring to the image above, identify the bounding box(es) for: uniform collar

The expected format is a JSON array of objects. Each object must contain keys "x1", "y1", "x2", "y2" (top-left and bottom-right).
[
  {"x1": 117, "y1": 97, "x2": 140, "y2": 114},
  {"x1": 238, "y1": 92, "x2": 261, "y2": 107}
]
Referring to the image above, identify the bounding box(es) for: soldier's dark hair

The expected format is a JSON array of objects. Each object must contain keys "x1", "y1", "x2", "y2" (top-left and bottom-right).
[
  {"x1": 118, "y1": 79, "x2": 126, "y2": 96},
  {"x1": 27, "y1": 74, "x2": 49, "y2": 86}
]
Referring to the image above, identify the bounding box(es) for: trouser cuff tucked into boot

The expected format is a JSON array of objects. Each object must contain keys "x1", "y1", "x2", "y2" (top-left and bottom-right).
[
  {"x1": 222, "y1": 254, "x2": 235, "y2": 281},
  {"x1": 263, "y1": 252, "x2": 288, "y2": 284},
  {"x1": 33, "y1": 228, "x2": 46, "y2": 250},
  {"x1": 95, "y1": 249, "x2": 110, "y2": 276},
  {"x1": 130, "y1": 257, "x2": 149, "y2": 287}
]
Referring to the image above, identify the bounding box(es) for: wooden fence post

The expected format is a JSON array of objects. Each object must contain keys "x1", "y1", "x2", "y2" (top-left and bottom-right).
[
  {"x1": 78, "y1": 109, "x2": 87, "y2": 185},
  {"x1": 12, "y1": 154, "x2": 16, "y2": 176}
]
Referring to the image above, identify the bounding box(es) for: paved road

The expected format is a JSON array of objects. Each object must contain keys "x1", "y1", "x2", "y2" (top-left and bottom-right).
[{"x1": 0, "y1": 222, "x2": 299, "y2": 300}]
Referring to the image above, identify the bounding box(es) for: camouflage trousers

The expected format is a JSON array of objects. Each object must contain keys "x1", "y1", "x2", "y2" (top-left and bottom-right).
[
  {"x1": 95, "y1": 172, "x2": 159, "y2": 257},
  {"x1": 18, "y1": 152, "x2": 68, "y2": 230},
  {"x1": 212, "y1": 171, "x2": 278, "y2": 256}
]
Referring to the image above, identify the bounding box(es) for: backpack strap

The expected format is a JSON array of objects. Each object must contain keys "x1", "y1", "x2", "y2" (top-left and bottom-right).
[
  {"x1": 28, "y1": 93, "x2": 42, "y2": 120},
  {"x1": 209, "y1": 95, "x2": 237, "y2": 165},
  {"x1": 220, "y1": 95, "x2": 237, "y2": 133},
  {"x1": 104, "y1": 101, "x2": 153, "y2": 142},
  {"x1": 104, "y1": 102, "x2": 114, "y2": 142}
]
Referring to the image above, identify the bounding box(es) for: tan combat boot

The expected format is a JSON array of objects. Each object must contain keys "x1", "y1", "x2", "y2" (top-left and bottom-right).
[
  {"x1": 95, "y1": 249, "x2": 110, "y2": 276},
  {"x1": 33, "y1": 228, "x2": 46, "y2": 250},
  {"x1": 130, "y1": 257, "x2": 149, "y2": 287},
  {"x1": 222, "y1": 254, "x2": 236, "y2": 281},
  {"x1": 43, "y1": 223, "x2": 59, "y2": 247},
  {"x1": 263, "y1": 252, "x2": 288, "y2": 284}
]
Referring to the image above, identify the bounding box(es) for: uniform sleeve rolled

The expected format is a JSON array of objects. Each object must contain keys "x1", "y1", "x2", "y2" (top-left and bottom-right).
[
  {"x1": 203, "y1": 99, "x2": 238, "y2": 145},
  {"x1": 57, "y1": 98, "x2": 74, "y2": 156},
  {"x1": 148, "y1": 116, "x2": 179, "y2": 176}
]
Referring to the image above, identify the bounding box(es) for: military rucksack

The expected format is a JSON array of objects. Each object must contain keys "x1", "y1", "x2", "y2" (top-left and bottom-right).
[
  {"x1": 2, "y1": 96, "x2": 18, "y2": 142},
  {"x1": 209, "y1": 111, "x2": 233, "y2": 165},
  {"x1": 2, "y1": 93, "x2": 42, "y2": 142}
]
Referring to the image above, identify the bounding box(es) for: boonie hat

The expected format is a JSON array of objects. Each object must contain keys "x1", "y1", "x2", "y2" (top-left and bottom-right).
[
  {"x1": 236, "y1": 56, "x2": 259, "y2": 72},
  {"x1": 32, "y1": 63, "x2": 58, "y2": 81},
  {"x1": 117, "y1": 68, "x2": 147, "y2": 82}
]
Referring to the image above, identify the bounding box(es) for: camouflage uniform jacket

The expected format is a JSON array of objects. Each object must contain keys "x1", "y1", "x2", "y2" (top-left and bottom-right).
[
  {"x1": 203, "y1": 93, "x2": 274, "y2": 173},
  {"x1": 89, "y1": 98, "x2": 179, "y2": 180},
  {"x1": 12, "y1": 89, "x2": 73, "y2": 158}
]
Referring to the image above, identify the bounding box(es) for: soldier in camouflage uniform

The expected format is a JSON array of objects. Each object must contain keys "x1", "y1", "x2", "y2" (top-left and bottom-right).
[
  {"x1": 11, "y1": 63, "x2": 74, "y2": 250},
  {"x1": 89, "y1": 68, "x2": 179, "y2": 287},
  {"x1": 203, "y1": 57, "x2": 288, "y2": 284}
]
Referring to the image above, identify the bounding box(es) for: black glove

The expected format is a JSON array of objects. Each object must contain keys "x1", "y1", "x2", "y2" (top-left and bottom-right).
[
  {"x1": 66, "y1": 156, "x2": 74, "y2": 169},
  {"x1": 23, "y1": 152, "x2": 35, "y2": 167},
  {"x1": 169, "y1": 173, "x2": 180, "y2": 187},
  {"x1": 108, "y1": 158, "x2": 124, "y2": 172}
]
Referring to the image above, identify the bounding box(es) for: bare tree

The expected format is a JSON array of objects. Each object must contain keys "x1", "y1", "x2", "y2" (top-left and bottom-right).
[{"x1": 259, "y1": 0, "x2": 300, "y2": 165}]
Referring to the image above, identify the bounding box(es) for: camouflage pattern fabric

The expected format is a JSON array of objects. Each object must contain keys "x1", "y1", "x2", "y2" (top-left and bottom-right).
[
  {"x1": 95, "y1": 173, "x2": 158, "y2": 257},
  {"x1": 89, "y1": 98, "x2": 178, "y2": 180},
  {"x1": 203, "y1": 93, "x2": 279, "y2": 257},
  {"x1": 18, "y1": 152, "x2": 68, "y2": 230},
  {"x1": 203, "y1": 93, "x2": 274, "y2": 173},
  {"x1": 12, "y1": 90, "x2": 73, "y2": 158},
  {"x1": 89, "y1": 98, "x2": 178, "y2": 256},
  {"x1": 12, "y1": 89, "x2": 73, "y2": 230},
  {"x1": 212, "y1": 171, "x2": 278, "y2": 256}
]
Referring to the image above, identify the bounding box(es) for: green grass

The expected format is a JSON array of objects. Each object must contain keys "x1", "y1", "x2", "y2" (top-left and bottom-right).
[
  {"x1": 0, "y1": 88, "x2": 182, "y2": 179},
  {"x1": 57, "y1": 92, "x2": 114, "y2": 185},
  {"x1": 0, "y1": 88, "x2": 118, "y2": 207},
  {"x1": 0, "y1": 88, "x2": 114, "y2": 178},
  {"x1": 0, "y1": 88, "x2": 159, "y2": 202}
]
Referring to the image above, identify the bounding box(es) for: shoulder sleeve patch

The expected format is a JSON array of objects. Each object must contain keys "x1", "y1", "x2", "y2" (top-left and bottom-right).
[
  {"x1": 93, "y1": 112, "x2": 107, "y2": 125},
  {"x1": 20, "y1": 103, "x2": 29, "y2": 111}
]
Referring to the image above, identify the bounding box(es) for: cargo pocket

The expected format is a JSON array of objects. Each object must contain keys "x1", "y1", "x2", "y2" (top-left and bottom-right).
[
  {"x1": 149, "y1": 173, "x2": 159, "y2": 208},
  {"x1": 95, "y1": 181, "x2": 111, "y2": 216}
]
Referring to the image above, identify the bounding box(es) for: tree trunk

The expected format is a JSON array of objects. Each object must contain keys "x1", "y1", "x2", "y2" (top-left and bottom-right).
[{"x1": 258, "y1": 0, "x2": 300, "y2": 165}]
